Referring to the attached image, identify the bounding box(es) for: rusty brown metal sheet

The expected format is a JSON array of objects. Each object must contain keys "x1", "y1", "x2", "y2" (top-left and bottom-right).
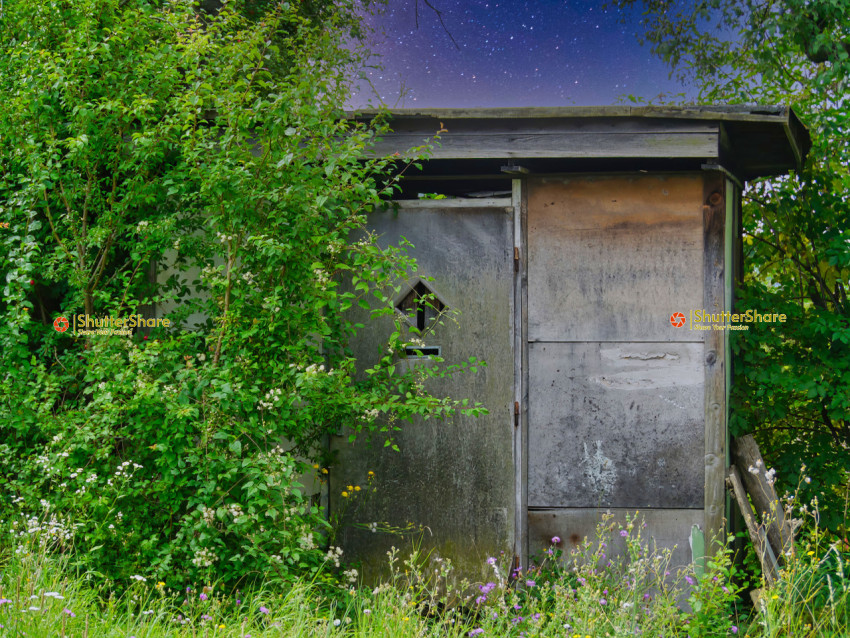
[{"x1": 527, "y1": 175, "x2": 705, "y2": 343}]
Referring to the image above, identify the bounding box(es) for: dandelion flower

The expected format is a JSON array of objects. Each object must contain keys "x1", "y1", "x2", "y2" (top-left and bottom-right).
[{"x1": 341, "y1": 491, "x2": 349, "y2": 498}]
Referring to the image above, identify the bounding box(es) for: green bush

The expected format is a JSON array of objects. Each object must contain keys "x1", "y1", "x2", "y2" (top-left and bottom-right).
[{"x1": 0, "y1": 0, "x2": 482, "y2": 590}]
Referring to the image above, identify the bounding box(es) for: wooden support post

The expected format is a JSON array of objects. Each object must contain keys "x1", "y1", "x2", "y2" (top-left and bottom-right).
[
  {"x1": 703, "y1": 172, "x2": 727, "y2": 549},
  {"x1": 726, "y1": 465, "x2": 778, "y2": 584},
  {"x1": 731, "y1": 435, "x2": 796, "y2": 561}
]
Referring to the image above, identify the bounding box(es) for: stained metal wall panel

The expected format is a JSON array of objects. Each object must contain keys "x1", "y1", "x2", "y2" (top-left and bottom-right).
[
  {"x1": 527, "y1": 341, "x2": 705, "y2": 508},
  {"x1": 332, "y1": 203, "x2": 515, "y2": 582},
  {"x1": 528, "y1": 508, "x2": 704, "y2": 572},
  {"x1": 527, "y1": 175, "x2": 705, "y2": 343}
]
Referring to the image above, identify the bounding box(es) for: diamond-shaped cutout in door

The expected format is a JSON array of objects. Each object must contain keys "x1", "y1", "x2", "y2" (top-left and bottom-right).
[{"x1": 396, "y1": 281, "x2": 447, "y2": 333}]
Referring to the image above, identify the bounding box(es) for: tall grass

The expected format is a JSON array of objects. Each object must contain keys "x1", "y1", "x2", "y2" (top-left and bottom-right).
[{"x1": 1, "y1": 510, "x2": 847, "y2": 637}]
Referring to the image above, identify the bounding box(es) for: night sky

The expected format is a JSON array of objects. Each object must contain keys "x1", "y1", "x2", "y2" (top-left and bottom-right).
[{"x1": 347, "y1": 1, "x2": 694, "y2": 109}]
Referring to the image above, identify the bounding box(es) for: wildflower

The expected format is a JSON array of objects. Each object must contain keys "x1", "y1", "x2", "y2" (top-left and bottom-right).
[
  {"x1": 804, "y1": 476, "x2": 811, "y2": 483},
  {"x1": 131, "y1": 575, "x2": 147, "y2": 582},
  {"x1": 469, "y1": 629, "x2": 484, "y2": 636},
  {"x1": 259, "y1": 606, "x2": 269, "y2": 614},
  {"x1": 202, "y1": 614, "x2": 212, "y2": 621},
  {"x1": 620, "y1": 529, "x2": 628, "y2": 537},
  {"x1": 0, "y1": 600, "x2": 11, "y2": 605},
  {"x1": 63, "y1": 608, "x2": 76, "y2": 617},
  {"x1": 486, "y1": 557, "x2": 497, "y2": 566},
  {"x1": 551, "y1": 536, "x2": 561, "y2": 544},
  {"x1": 28, "y1": 606, "x2": 40, "y2": 611},
  {"x1": 341, "y1": 491, "x2": 349, "y2": 498},
  {"x1": 354, "y1": 485, "x2": 361, "y2": 491},
  {"x1": 599, "y1": 598, "x2": 607, "y2": 605},
  {"x1": 475, "y1": 596, "x2": 487, "y2": 605},
  {"x1": 532, "y1": 613, "x2": 541, "y2": 621},
  {"x1": 480, "y1": 582, "x2": 496, "y2": 594},
  {"x1": 526, "y1": 579, "x2": 536, "y2": 587},
  {"x1": 363, "y1": 609, "x2": 371, "y2": 615}
]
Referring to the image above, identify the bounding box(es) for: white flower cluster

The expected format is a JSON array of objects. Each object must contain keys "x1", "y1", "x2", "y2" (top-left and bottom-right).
[
  {"x1": 216, "y1": 231, "x2": 237, "y2": 243},
  {"x1": 298, "y1": 532, "x2": 316, "y2": 551},
  {"x1": 225, "y1": 503, "x2": 243, "y2": 519},
  {"x1": 241, "y1": 271, "x2": 256, "y2": 285},
  {"x1": 136, "y1": 221, "x2": 150, "y2": 233},
  {"x1": 199, "y1": 506, "x2": 216, "y2": 526},
  {"x1": 342, "y1": 568, "x2": 358, "y2": 584},
  {"x1": 259, "y1": 388, "x2": 282, "y2": 410},
  {"x1": 326, "y1": 545, "x2": 343, "y2": 568},
  {"x1": 313, "y1": 267, "x2": 329, "y2": 286},
  {"x1": 114, "y1": 460, "x2": 143, "y2": 479},
  {"x1": 191, "y1": 547, "x2": 217, "y2": 567}
]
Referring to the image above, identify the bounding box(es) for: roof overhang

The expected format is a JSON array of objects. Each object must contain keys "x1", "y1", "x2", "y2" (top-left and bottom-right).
[{"x1": 351, "y1": 105, "x2": 810, "y2": 196}]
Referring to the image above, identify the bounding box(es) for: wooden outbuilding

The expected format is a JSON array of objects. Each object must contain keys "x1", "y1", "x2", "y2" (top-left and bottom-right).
[{"x1": 332, "y1": 106, "x2": 810, "y2": 581}]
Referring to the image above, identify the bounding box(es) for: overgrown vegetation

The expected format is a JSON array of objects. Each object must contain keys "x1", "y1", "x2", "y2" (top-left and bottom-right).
[
  {"x1": 0, "y1": 0, "x2": 482, "y2": 590},
  {"x1": 613, "y1": 0, "x2": 850, "y2": 534},
  {"x1": 1, "y1": 508, "x2": 847, "y2": 636}
]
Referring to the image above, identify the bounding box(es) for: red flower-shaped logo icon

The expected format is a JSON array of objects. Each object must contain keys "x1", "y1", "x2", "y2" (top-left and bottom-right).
[
  {"x1": 670, "y1": 312, "x2": 686, "y2": 328},
  {"x1": 53, "y1": 316, "x2": 69, "y2": 332}
]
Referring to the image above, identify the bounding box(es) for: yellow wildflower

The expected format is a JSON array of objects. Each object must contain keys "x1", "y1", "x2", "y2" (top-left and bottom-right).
[
  {"x1": 342, "y1": 491, "x2": 349, "y2": 498},
  {"x1": 354, "y1": 486, "x2": 361, "y2": 491}
]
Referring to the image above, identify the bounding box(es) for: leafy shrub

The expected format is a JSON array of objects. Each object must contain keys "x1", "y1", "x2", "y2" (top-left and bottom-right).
[{"x1": 0, "y1": 0, "x2": 481, "y2": 590}]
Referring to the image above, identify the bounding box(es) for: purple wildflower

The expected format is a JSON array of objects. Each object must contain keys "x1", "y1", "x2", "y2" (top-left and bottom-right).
[
  {"x1": 469, "y1": 629, "x2": 484, "y2": 636},
  {"x1": 199, "y1": 593, "x2": 208, "y2": 601},
  {"x1": 479, "y1": 582, "x2": 496, "y2": 594},
  {"x1": 259, "y1": 606, "x2": 269, "y2": 615},
  {"x1": 525, "y1": 579, "x2": 536, "y2": 587},
  {"x1": 63, "y1": 609, "x2": 76, "y2": 617},
  {"x1": 600, "y1": 598, "x2": 607, "y2": 605},
  {"x1": 685, "y1": 575, "x2": 694, "y2": 586},
  {"x1": 620, "y1": 530, "x2": 628, "y2": 537},
  {"x1": 475, "y1": 596, "x2": 487, "y2": 605},
  {"x1": 486, "y1": 557, "x2": 496, "y2": 566},
  {"x1": 731, "y1": 627, "x2": 738, "y2": 634},
  {"x1": 551, "y1": 536, "x2": 561, "y2": 544}
]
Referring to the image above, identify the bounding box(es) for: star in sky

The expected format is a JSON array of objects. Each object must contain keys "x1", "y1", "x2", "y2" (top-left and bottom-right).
[{"x1": 347, "y1": 1, "x2": 694, "y2": 109}]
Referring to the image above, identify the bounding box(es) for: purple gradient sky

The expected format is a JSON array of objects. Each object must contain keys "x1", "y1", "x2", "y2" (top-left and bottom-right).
[{"x1": 347, "y1": 1, "x2": 695, "y2": 109}]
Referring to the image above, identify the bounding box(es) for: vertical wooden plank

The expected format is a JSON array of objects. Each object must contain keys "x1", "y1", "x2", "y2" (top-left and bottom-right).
[
  {"x1": 703, "y1": 171, "x2": 727, "y2": 549},
  {"x1": 514, "y1": 178, "x2": 529, "y2": 570}
]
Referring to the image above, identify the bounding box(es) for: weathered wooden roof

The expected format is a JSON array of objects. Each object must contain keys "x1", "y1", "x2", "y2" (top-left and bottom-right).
[{"x1": 353, "y1": 105, "x2": 810, "y2": 193}]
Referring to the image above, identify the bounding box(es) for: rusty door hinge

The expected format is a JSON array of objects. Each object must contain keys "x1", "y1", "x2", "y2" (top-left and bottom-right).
[
  {"x1": 514, "y1": 401, "x2": 520, "y2": 428},
  {"x1": 514, "y1": 246, "x2": 520, "y2": 272}
]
